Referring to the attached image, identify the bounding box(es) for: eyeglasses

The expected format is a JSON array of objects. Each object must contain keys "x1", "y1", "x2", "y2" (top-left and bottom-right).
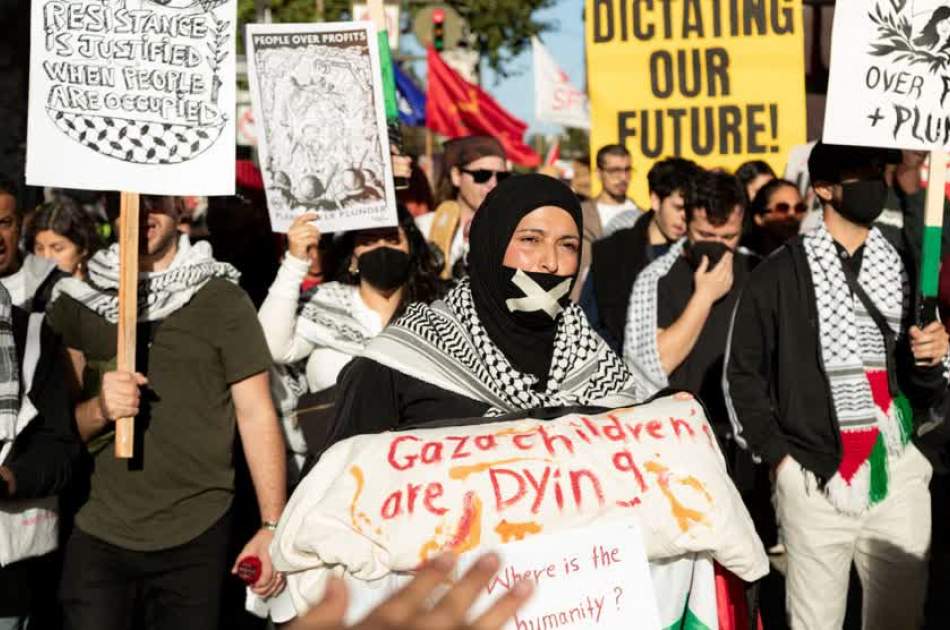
[
  {"x1": 461, "y1": 169, "x2": 511, "y2": 184},
  {"x1": 767, "y1": 202, "x2": 807, "y2": 215}
]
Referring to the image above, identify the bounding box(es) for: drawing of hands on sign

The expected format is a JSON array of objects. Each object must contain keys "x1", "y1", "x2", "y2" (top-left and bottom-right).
[{"x1": 281, "y1": 552, "x2": 533, "y2": 630}]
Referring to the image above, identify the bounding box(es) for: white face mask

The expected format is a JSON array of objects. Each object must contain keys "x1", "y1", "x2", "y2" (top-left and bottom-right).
[{"x1": 504, "y1": 268, "x2": 572, "y2": 320}]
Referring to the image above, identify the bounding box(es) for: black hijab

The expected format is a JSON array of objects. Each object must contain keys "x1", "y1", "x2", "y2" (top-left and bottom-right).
[{"x1": 467, "y1": 173, "x2": 584, "y2": 383}]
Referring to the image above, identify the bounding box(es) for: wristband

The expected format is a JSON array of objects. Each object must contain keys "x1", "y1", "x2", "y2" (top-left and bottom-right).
[{"x1": 262, "y1": 520, "x2": 279, "y2": 532}]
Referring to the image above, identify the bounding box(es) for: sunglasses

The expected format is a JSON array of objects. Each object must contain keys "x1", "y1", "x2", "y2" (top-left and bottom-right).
[
  {"x1": 768, "y1": 202, "x2": 807, "y2": 215},
  {"x1": 461, "y1": 169, "x2": 511, "y2": 184}
]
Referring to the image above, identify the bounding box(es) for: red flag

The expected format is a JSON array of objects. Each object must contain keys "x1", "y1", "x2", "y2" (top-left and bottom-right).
[
  {"x1": 544, "y1": 137, "x2": 560, "y2": 167},
  {"x1": 426, "y1": 48, "x2": 540, "y2": 168}
]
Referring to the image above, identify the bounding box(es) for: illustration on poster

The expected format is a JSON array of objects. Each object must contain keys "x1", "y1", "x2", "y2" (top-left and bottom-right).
[
  {"x1": 864, "y1": 0, "x2": 950, "y2": 145},
  {"x1": 38, "y1": 0, "x2": 231, "y2": 165},
  {"x1": 250, "y1": 30, "x2": 388, "y2": 224}
]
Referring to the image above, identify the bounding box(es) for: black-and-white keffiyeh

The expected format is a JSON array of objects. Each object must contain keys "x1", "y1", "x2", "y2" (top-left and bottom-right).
[
  {"x1": 363, "y1": 280, "x2": 639, "y2": 415},
  {"x1": 623, "y1": 239, "x2": 687, "y2": 399},
  {"x1": 296, "y1": 282, "x2": 374, "y2": 356},
  {"x1": 0, "y1": 283, "x2": 18, "y2": 444},
  {"x1": 51, "y1": 235, "x2": 240, "y2": 324},
  {"x1": 804, "y1": 222, "x2": 912, "y2": 514}
]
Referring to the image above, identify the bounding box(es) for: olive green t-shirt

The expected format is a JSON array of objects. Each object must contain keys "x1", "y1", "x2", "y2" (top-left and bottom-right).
[{"x1": 47, "y1": 279, "x2": 272, "y2": 551}]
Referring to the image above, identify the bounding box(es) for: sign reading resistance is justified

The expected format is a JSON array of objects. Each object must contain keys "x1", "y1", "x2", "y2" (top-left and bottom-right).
[{"x1": 585, "y1": 0, "x2": 806, "y2": 202}]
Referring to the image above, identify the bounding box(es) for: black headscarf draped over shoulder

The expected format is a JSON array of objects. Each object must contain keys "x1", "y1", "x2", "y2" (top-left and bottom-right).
[{"x1": 466, "y1": 173, "x2": 584, "y2": 382}]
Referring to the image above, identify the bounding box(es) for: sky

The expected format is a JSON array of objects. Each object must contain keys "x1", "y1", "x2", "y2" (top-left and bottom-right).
[{"x1": 401, "y1": 0, "x2": 586, "y2": 137}]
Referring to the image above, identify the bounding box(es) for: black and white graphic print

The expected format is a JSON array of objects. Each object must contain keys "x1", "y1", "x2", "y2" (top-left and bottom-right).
[
  {"x1": 26, "y1": 0, "x2": 236, "y2": 194},
  {"x1": 824, "y1": 0, "x2": 950, "y2": 151},
  {"x1": 245, "y1": 22, "x2": 397, "y2": 234}
]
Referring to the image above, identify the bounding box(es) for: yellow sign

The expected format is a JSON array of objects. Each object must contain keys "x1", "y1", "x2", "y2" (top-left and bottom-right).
[{"x1": 585, "y1": 0, "x2": 807, "y2": 205}]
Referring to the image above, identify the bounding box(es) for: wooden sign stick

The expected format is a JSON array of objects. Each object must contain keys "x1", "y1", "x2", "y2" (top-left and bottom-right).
[
  {"x1": 919, "y1": 150, "x2": 947, "y2": 326},
  {"x1": 115, "y1": 191, "x2": 139, "y2": 459}
]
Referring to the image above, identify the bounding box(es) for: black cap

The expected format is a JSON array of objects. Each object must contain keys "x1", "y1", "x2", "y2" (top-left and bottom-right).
[{"x1": 808, "y1": 141, "x2": 899, "y2": 184}]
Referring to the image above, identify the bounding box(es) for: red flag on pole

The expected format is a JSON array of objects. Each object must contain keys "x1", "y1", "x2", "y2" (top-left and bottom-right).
[{"x1": 426, "y1": 47, "x2": 540, "y2": 168}]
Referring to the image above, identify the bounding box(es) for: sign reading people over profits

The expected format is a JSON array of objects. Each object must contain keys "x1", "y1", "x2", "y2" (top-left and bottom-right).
[
  {"x1": 824, "y1": 0, "x2": 950, "y2": 151},
  {"x1": 585, "y1": 0, "x2": 806, "y2": 202},
  {"x1": 27, "y1": 0, "x2": 236, "y2": 196},
  {"x1": 246, "y1": 22, "x2": 397, "y2": 234}
]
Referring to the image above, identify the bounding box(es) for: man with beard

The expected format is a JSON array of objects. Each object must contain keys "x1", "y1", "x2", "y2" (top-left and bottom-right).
[
  {"x1": 49, "y1": 195, "x2": 287, "y2": 630},
  {"x1": 624, "y1": 170, "x2": 753, "y2": 439},
  {"x1": 580, "y1": 157, "x2": 697, "y2": 353}
]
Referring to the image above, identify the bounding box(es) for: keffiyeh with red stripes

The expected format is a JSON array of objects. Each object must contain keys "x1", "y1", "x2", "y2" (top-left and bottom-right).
[{"x1": 804, "y1": 222, "x2": 912, "y2": 514}]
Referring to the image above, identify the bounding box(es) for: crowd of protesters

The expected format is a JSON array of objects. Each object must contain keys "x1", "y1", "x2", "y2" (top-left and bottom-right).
[{"x1": 1, "y1": 132, "x2": 949, "y2": 630}]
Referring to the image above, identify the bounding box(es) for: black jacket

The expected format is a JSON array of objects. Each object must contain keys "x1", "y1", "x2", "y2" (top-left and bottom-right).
[
  {"x1": 0, "y1": 307, "x2": 80, "y2": 616},
  {"x1": 589, "y1": 211, "x2": 655, "y2": 348},
  {"x1": 724, "y1": 237, "x2": 946, "y2": 480}
]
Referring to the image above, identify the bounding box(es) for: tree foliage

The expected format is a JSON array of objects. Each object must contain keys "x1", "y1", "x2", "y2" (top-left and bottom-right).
[{"x1": 236, "y1": 0, "x2": 556, "y2": 76}]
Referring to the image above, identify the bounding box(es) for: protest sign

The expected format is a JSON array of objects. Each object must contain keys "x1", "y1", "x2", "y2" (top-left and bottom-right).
[
  {"x1": 585, "y1": 0, "x2": 807, "y2": 202},
  {"x1": 26, "y1": 0, "x2": 236, "y2": 196},
  {"x1": 824, "y1": 0, "x2": 950, "y2": 151},
  {"x1": 246, "y1": 22, "x2": 398, "y2": 234},
  {"x1": 458, "y1": 522, "x2": 661, "y2": 630}
]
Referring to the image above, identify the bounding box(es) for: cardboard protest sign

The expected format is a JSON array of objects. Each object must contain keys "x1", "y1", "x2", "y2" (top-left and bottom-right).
[
  {"x1": 458, "y1": 522, "x2": 661, "y2": 630},
  {"x1": 824, "y1": 0, "x2": 950, "y2": 151},
  {"x1": 245, "y1": 22, "x2": 398, "y2": 234},
  {"x1": 26, "y1": 0, "x2": 236, "y2": 195},
  {"x1": 585, "y1": 0, "x2": 807, "y2": 202}
]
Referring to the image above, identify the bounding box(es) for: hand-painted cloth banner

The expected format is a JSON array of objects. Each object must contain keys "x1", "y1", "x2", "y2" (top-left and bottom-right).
[
  {"x1": 252, "y1": 393, "x2": 768, "y2": 622},
  {"x1": 245, "y1": 22, "x2": 397, "y2": 234},
  {"x1": 585, "y1": 0, "x2": 807, "y2": 202},
  {"x1": 27, "y1": 0, "x2": 236, "y2": 195},
  {"x1": 825, "y1": 0, "x2": 950, "y2": 151}
]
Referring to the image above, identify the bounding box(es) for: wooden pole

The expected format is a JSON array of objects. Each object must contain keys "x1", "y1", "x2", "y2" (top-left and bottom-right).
[{"x1": 115, "y1": 192, "x2": 139, "y2": 459}]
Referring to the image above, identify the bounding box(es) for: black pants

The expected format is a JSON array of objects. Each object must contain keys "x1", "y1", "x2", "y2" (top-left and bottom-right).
[{"x1": 59, "y1": 514, "x2": 231, "y2": 630}]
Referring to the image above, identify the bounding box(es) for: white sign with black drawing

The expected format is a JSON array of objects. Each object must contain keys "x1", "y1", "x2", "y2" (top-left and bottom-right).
[
  {"x1": 825, "y1": 0, "x2": 950, "y2": 150},
  {"x1": 246, "y1": 22, "x2": 397, "y2": 234},
  {"x1": 26, "y1": 0, "x2": 236, "y2": 195}
]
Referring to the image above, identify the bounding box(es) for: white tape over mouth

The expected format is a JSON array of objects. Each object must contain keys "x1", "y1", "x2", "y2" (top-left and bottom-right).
[{"x1": 504, "y1": 269, "x2": 572, "y2": 319}]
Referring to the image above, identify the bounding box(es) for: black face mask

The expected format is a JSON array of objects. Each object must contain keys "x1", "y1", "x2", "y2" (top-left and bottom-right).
[
  {"x1": 685, "y1": 240, "x2": 733, "y2": 270},
  {"x1": 358, "y1": 247, "x2": 410, "y2": 291},
  {"x1": 501, "y1": 267, "x2": 573, "y2": 329},
  {"x1": 835, "y1": 180, "x2": 888, "y2": 226}
]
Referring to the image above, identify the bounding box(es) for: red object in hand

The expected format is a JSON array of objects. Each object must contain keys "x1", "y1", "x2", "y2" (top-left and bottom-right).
[{"x1": 237, "y1": 556, "x2": 262, "y2": 585}]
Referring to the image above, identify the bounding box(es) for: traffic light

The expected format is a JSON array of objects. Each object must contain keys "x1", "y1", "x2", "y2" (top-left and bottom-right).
[{"x1": 432, "y1": 8, "x2": 445, "y2": 51}]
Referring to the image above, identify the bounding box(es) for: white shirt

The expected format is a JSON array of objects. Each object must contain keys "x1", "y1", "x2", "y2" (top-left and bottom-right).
[
  {"x1": 0, "y1": 266, "x2": 28, "y2": 309},
  {"x1": 597, "y1": 199, "x2": 639, "y2": 234},
  {"x1": 258, "y1": 255, "x2": 383, "y2": 393}
]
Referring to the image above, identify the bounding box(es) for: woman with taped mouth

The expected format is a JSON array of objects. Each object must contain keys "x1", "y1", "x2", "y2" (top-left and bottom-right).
[{"x1": 326, "y1": 174, "x2": 640, "y2": 444}]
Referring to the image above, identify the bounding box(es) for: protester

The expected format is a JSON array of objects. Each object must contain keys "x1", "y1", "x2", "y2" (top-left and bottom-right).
[
  {"x1": 397, "y1": 159, "x2": 435, "y2": 218},
  {"x1": 0, "y1": 283, "x2": 79, "y2": 629},
  {"x1": 48, "y1": 195, "x2": 287, "y2": 630},
  {"x1": 743, "y1": 178, "x2": 806, "y2": 257},
  {"x1": 283, "y1": 552, "x2": 532, "y2": 630},
  {"x1": 725, "y1": 142, "x2": 950, "y2": 630},
  {"x1": 327, "y1": 173, "x2": 638, "y2": 441},
  {"x1": 259, "y1": 204, "x2": 443, "y2": 462},
  {"x1": 574, "y1": 144, "x2": 640, "y2": 300},
  {"x1": 735, "y1": 160, "x2": 775, "y2": 203},
  {"x1": 417, "y1": 136, "x2": 508, "y2": 279},
  {"x1": 0, "y1": 178, "x2": 60, "y2": 311},
  {"x1": 580, "y1": 157, "x2": 698, "y2": 353},
  {"x1": 24, "y1": 199, "x2": 102, "y2": 278},
  {"x1": 624, "y1": 170, "x2": 751, "y2": 434}
]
